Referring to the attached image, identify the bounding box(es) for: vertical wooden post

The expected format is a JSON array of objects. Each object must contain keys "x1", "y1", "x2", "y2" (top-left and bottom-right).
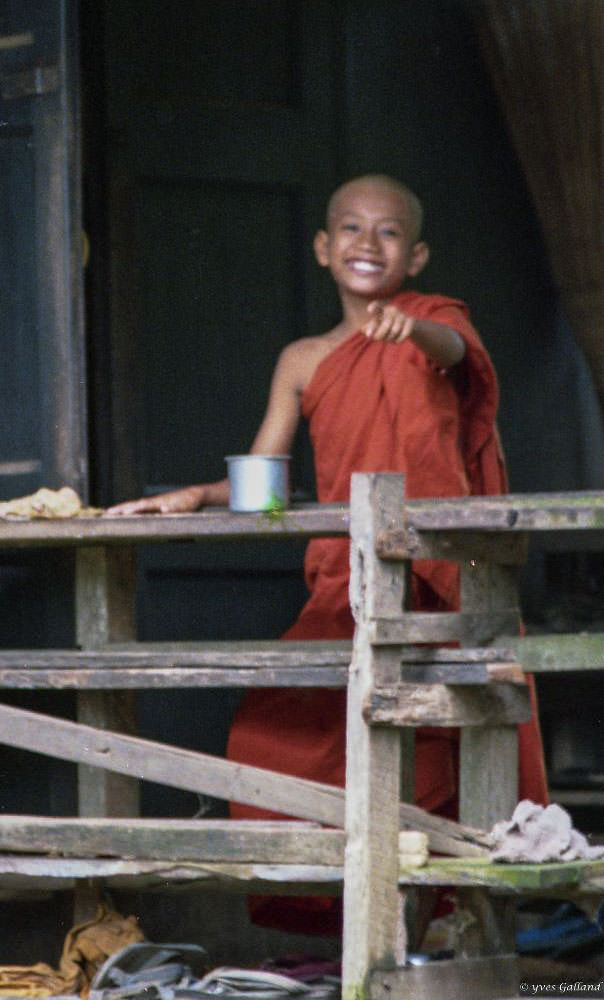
[
  {"x1": 459, "y1": 558, "x2": 520, "y2": 828},
  {"x1": 75, "y1": 546, "x2": 140, "y2": 819},
  {"x1": 343, "y1": 473, "x2": 406, "y2": 999}
]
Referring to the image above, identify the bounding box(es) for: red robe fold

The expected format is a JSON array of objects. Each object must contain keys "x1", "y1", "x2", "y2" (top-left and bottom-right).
[{"x1": 227, "y1": 291, "x2": 548, "y2": 934}]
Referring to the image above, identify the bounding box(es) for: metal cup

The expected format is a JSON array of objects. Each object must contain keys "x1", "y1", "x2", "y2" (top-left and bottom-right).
[{"x1": 225, "y1": 454, "x2": 290, "y2": 512}]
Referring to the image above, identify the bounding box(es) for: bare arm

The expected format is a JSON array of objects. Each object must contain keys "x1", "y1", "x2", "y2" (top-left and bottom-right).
[
  {"x1": 106, "y1": 343, "x2": 303, "y2": 515},
  {"x1": 248, "y1": 342, "x2": 303, "y2": 455},
  {"x1": 104, "y1": 480, "x2": 228, "y2": 515},
  {"x1": 363, "y1": 301, "x2": 466, "y2": 368}
]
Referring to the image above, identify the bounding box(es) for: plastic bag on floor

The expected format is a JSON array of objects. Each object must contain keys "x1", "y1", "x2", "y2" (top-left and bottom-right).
[
  {"x1": 88, "y1": 946, "x2": 340, "y2": 1000},
  {"x1": 89, "y1": 942, "x2": 207, "y2": 1000},
  {"x1": 192, "y1": 967, "x2": 340, "y2": 999}
]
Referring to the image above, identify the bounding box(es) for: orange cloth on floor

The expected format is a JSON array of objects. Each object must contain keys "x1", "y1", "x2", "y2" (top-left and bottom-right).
[
  {"x1": 227, "y1": 291, "x2": 548, "y2": 933},
  {"x1": 0, "y1": 904, "x2": 144, "y2": 998}
]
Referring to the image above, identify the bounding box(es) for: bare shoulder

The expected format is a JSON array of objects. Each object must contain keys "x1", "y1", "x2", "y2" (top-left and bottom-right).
[{"x1": 278, "y1": 331, "x2": 342, "y2": 392}]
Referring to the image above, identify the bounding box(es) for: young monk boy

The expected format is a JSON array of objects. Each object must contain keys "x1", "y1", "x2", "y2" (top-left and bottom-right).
[{"x1": 108, "y1": 174, "x2": 548, "y2": 933}]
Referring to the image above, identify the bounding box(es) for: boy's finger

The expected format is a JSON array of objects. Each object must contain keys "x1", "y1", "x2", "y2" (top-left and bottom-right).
[
  {"x1": 372, "y1": 315, "x2": 394, "y2": 340},
  {"x1": 384, "y1": 312, "x2": 405, "y2": 341},
  {"x1": 394, "y1": 315, "x2": 415, "y2": 342}
]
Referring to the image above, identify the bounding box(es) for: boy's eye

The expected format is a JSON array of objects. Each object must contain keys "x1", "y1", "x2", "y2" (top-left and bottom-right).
[
  {"x1": 342, "y1": 223, "x2": 359, "y2": 232},
  {"x1": 381, "y1": 227, "x2": 402, "y2": 238}
]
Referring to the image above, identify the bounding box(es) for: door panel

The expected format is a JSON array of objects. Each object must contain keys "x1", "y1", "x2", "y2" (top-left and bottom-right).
[
  {"x1": 87, "y1": 2, "x2": 344, "y2": 811},
  {"x1": 0, "y1": 0, "x2": 86, "y2": 501},
  {"x1": 99, "y1": 0, "x2": 342, "y2": 504},
  {"x1": 0, "y1": 0, "x2": 83, "y2": 815},
  {"x1": 95, "y1": 0, "x2": 342, "y2": 646},
  {"x1": 137, "y1": 180, "x2": 306, "y2": 484}
]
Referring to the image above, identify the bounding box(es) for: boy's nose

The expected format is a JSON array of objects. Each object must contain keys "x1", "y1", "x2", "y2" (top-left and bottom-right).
[{"x1": 357, "y1": 227, "x2": 379, "y2": 249}]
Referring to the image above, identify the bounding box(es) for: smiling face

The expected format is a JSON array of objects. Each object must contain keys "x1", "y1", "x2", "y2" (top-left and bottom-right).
[{"x1": 314, "y1": 177, "x2": 429, "y2": 305}]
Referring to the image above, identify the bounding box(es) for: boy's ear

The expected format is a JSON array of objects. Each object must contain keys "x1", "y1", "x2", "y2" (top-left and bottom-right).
[
  {"x1": 406, "y1": 241, "x2": 430, "y2": 277},
  {"x1": 313, "y1": 229, "x2": 330, "y2": 267}
]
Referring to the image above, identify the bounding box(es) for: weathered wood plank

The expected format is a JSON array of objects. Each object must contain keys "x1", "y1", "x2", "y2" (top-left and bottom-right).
[
  {"x1": 0, "y1": 666, "x2": 349, "y2": 689},
  {"x1": 0, "y1": 817, "x2": 345, "y2": 864},
  {"x1": 0, "y1": 702, "x2": 344, "y2": 826},
  {"x1": 461, "y1": 560, "x2": 521, "y2": 646},
  {"x1": 399, "y1": 646, "x2": 517, "y2": 663},
  {"x1": 369, "y1": 955, "x2": 518, "y2": 1000},
  {"x1": 0, "y1": 504, "x2": 349, "y2": 547},
  {"x1": 501, "y1": 632, "x2": 604, "y2": 673},
  {"x1": 0, "y1": 856, "x2": 345, "y2": 895},
  {"x1": 364, "y1": 683, "x2": 530, "y2": 727},
  {"x1": 0, "y1": 853, "x2": 594, "y2": 896},
  {"x1": 370, "y1": 612, "x2": 520, "y2": 645},
  {"x1": 401, "y1": 489, "x2": 604, "y2": 531},
  {"x1": 0, "y1": 640, "x2": 521, "y2": 667},
  {"x1": 0, "y1": 700, "x2": 491, "y2": 856},
  {"x1": 0, "y1": 640, "x2": 352, "y2": 688},
  {"x1": 75, "y1": 547, "x2": 136, "y2": 648},
  {"x1": 376, "y1": 527, "x2": 528, "y2": 563},
  {"x1": 0, "y1": 639, "x2": 352, "y2": 667},
  {"x1": 0, "y1": 817, "x2": 428, "y2": 867},
  {"x1": 3, "y1": 490, "x2": 604, "y2": 548},
  {"x1": 456, "y1": 887, "x2": 516, "y2": 958},
  {"x1": 460, "y1": 727, "x2": 519, "y2": 829},
  {"x1": 400, "y1": 661, "x2": 524, "y2": 685},
  {"x1": 75, "y1": 547, "x2": 139, "y2": 822},
  {"x1": 343, "y1": 474, "x2": 409, "y2": 997},
  {"x1": 459, "y1": 555, "x2": 520, "y2": 829},
  {"x1": 397, "y1": 805, "x2": 491, "y2": 856},
  {"x1": 0, "y1": 645, "x2": 528, "y2": 687},
  {"x1": 399, "y1": 646, "x2": 523, "y2": 685},
  {"x1": 397, "y1": 857, "x2": 604, "y2": 890}
]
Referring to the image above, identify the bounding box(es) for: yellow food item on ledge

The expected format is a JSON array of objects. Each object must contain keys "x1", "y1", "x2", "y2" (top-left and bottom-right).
[{"x1": 0, "y1": 486, "x2": 102, "y2": 519}]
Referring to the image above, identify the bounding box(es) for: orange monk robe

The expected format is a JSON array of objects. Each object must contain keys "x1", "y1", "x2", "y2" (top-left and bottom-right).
[{"x1": 227, "y1": 291, "x2": 548, "y2": 932}]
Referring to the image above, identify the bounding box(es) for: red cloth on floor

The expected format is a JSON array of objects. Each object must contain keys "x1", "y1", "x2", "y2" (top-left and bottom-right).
[{"x1": 227, "y1": 291, "x2": 548, "y2": 934}]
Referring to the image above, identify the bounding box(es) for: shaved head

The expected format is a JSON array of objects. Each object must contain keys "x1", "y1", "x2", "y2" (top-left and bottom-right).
[{"x1": 326, "y1": 174, "x2": 424, "y2": 243}]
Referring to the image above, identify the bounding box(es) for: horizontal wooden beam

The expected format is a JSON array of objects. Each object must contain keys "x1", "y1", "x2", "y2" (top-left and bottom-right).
[
  {"x1": 400, "y1": 490, "x2": 604, "y2": 532},
  {"x1": 0, "y1": 666, "x2": 348, "y2": 689},
  {"x1": 0, "y1": 816, "x2": 345, "y2": 865},
  {"x1": 0, "y1": 642, "x2": 529, "y2": 687},
  {"x1": 1, "y1": 491, "x2": 604, "y2": 551},
  {"x1": 397, "y1": 856, "x2": 604, "y2": 889},
  {"x1": 0, "y1": 817, "x2": 429, "y2": 868},
  {"x1": 501, "y1": 632, "x2": 604, "y2": 673},
  {"x1": 369, "y1": 612, "x2": 520, "y2": 645},
  {"x1": 399, "y1": 645, "x2": 525, "y2": 686},
  {"x1": 0, "y1": 854, "x2": 597, "y2": 899},
  {"x1": 2, "y1": 489, "x2": 604, "y2": 549},
  {"x1": 399, "y1": 646, "x2": 517, "y2": 663},
  {"x1": 0, "y1": 504, "x2": 349, "y2": 547},
  {"x1": 364, "y1": 682, "x2": 531, "y2": 727},
  {"x1": 0, "y1": 640, "x2": 352, "y2": 689},
  {"x1": 0, "y1": 856, "x2": 345, "y2": 896},
  {"x1": 376, "y1": 528, "x2": 528, "y2": 563},
  {"x1": 400, "y1": 660, "x2": 525, "y2": 685}
]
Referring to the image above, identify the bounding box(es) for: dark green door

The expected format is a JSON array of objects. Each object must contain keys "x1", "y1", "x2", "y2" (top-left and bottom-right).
[
  {"x1": 0, "y1": 0, "x2": 86, "y2": 503},
  {"x1": 0, "y1": 0, "x2": 84, "y2": 813},
  {"x1": 85, "y1": 1, "x2": 344, "y2": 814}
]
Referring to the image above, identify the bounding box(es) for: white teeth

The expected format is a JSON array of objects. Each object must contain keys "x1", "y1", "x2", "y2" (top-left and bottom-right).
[{"x1": 349, "y1": 260, "x2": 381, "y2": 273}]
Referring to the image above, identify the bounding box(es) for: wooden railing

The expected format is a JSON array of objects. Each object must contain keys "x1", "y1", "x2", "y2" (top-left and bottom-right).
[{"x1": 1, "y1": 475, "x2": 604, "y2": 999}]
